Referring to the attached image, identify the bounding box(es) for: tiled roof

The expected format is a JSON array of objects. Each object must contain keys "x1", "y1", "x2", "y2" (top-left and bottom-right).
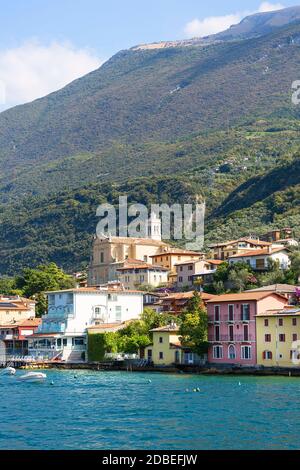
[
  {"x1": 150, "y1": 249, "x2": 204, "y2": 257},
  {"x1": 207, "y1": 292, "x2": 287, "y2": 303},
  {"x1": 209, "y1": 238, "x2": 272, "y2": 248},
  {"x1": 174, "y1": 259, "x2": 203, "y2": 266},
  {"x1": 150, "y1": 325, "x2": 179, "y2": 333},
  {"x1": 162, "y1": 291, "x2": 213, "y2": 301},
  {"x1": 229, "y1": 247, "x2": 288, "y2": 258},
  {"x1": 117, "y1": 260, "x2": 168, "y2": 271},
  {"x1": 18, "y1": 318, "x2": 41, "y2": 327},
  {"x1": 246, "y1": 284, "x2": 298, "y2": 293},
  {"x1": 87, "y1": 322, "x2": 128, "y2": 332}
]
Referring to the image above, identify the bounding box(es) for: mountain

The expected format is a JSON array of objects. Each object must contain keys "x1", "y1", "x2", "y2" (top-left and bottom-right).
[
  {"x1": 213, "y1": 5, "x2": 300, "y2": 41},
  {"x1": 134, "y1": 6, "x2": 300, "y2": 48},
  {"x1": 0, "y1": 8, "x2": 300, "y2": 274},
  {"x1": 0, "y1": 14, "x2": 300, "y2": 200}
]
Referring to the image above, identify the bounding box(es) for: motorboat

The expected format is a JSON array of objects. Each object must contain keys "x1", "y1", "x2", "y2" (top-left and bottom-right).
[
  {"x1": 1, "y1": 366, "x2": 16, "y2": 376},
  {"x1": 18, "y1": 372, "x2": 47, "y2": 383}
]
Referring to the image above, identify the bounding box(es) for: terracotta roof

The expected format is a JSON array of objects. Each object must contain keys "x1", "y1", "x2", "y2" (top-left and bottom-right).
[
  {"x1": 117, "y1": 260, "x2": 168, "y2": 271},
  {"x1": 229, "y1": 247, "x2": 288, "y2": 258},
  {"x1": 206, "y1": 260, "x2": 223, "y2": 265},
  {"x1": 0, "y1": 302, "x2": 32, "y2": 311},
  {"x1": 174, "y1": 259, "x2": 203, "y2": 266},
  {"x1": 18, "y1": 318, "x2": 41, "y2": 327},
  {"x1": 209, "y1": 238, "x2": 272, "y2": 248},
  {"x1": 162, "y1": 291, "x2": 213, "y2": 301},
  {"x1": 207, "y1": 292, "x2": 288, "y2": 303},
  {"x1": 150, "y1": 250, "x2": 204, "y2": 257},
  {"x1": 87, "y1": 322, "x2": 128, "y2": 332}
]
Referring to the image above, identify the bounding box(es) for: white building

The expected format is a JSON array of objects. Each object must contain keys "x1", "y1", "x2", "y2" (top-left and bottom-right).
[
  {"x1": 29, "y1": 287, "x2": 144, "y2": 362},
  {"x1": 117, "y1": 259, "x2": 168, "y2": 289},
  {"x1": 228, "y1": 247, "x2": 291, "y2": 271}
]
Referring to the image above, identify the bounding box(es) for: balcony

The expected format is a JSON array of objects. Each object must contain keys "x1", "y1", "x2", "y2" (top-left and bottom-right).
[
  {"x1": 208, "y1": 334, "x2": 254, "y2": 342},
  {"x1": 46, "y1": 305, "x2": 74, "y2": 319}
]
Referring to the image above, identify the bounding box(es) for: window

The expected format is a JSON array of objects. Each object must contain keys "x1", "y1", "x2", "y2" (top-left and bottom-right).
[
  {"x1": 228, "y1": 345, "x2": 236, "y2": 360},
  {"x1": 115, "y1": 306, "x2": 122, "y2": 322},
  {"x1": 188, "y1": 265, "x2": 193, "y2": 271},
  {"x1": 265, "y1": 334, "x2": 271, "y2": 342},
  {"x1": 293, "y1": 318, "x2": 297, "y2": 326},
  {"x1": 57, "y1": 338, "x2": 62, "y2": 347},
  {"x1": 263, "y1": 351, "x2": 272, "y2": 360},
  {"x1": 180, "y1": 267, "x2": 183, "y2": 272},
  {"x1": 264, "y1": 319, "x2": 269, "y2": 327},
  {"x1": 63, "y1": 338, "x2": 68, "y2": 347},
  {"x1": 179, "y1": 277, "x2": 183, "y2": 283},
  {"x1": 100, "y1": 252, "x2": 104, "y2": 263},
  {"x1": 241, "y1": 304, "x2": 250, "y2": 322},
  {"x1": 229, "y1": 325, "x2": 234, "y2": 342},
  {"x1": 188, "y1": 276, "x2": 193, "y2": 282},
  {"x1": 214, "y1": 305, "x2": 220, "y2": 322},
  {"x1": 215, "y1": 326, "x2": 220, "y2": 342},
  {"x1": 159, "y1": 337, "x2": 163, "y2": 344},
  {"x1": 228, "y1": 305, "x2": 234, "y2": 322},
  {"x1": 256, "y1": 259, "x2": 265, "y2": 270},
  {"x1": 159, "y1": 352, "x2": 164, "y2": 360},
  {"x1": 243, "y1": 325, "x2": 249, "y2": 341},
  {"x1": 293, "y1": 334, "x2": 298, "y2": 342},
  {"x1": 241, "y1": 346, "x2": 252, "y2": 360},
  {"x1": 213, "y1": 345, "x2": 223, "y2": 359},
  {"x1": 147, "y1": 349, "x2": 152, "y2": 359},
  {"x1": 278, "y1": 318, "x2": 283, "y2": 327},
  {"x1": 279, "y1": 334, "x2": 286, "y2": 343},
  {"x1": 72, "y1": 337, "x2": 84, "y2": 346}
]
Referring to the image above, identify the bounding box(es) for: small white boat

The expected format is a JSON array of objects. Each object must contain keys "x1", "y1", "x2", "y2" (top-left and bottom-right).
[
  {"x1": 1, "y1": 367, "x2": 16, "y2": 376},
  {"x1": 18, "y1": 372, "x2": 47, "y2": 383}
]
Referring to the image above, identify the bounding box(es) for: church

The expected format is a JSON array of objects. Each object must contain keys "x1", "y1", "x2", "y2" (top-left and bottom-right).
[{"x1": 87, "y1": 213, "x2": 170, "y2": 286}]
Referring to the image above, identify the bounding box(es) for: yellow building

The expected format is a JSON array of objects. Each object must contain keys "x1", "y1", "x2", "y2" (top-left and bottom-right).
[
  {"x1": 209, "y1": 238, "x2": 272, "y2": 261},
  {"x1": 150, "y1": 249, "x2": 204, "y2": 283},
  {"x1": 144, "y1": 325, "x2": 182, "y2": 366},
  {"x1": 256, "y1": 308, "x2": 300, "y2": 368}
]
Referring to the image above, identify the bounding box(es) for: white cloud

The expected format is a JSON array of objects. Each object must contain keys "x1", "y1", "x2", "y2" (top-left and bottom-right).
[
  {"x1": 258, "y1": 2, "x2": 284, "y2": 12},
  {"x1": 184, "y1": 14, "x2": 242, "y2": 38},
  {"x1": 184, "y1": 2, "x2": 285, "y2": 38},
  {"x1": 0, "y1": 40, "x2": 103, "y2": 111}
]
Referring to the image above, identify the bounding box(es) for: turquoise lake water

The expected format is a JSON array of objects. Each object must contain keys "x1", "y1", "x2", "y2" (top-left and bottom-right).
[{"x1": 0, "y1": 370, "x2": 299, "y2": 450}]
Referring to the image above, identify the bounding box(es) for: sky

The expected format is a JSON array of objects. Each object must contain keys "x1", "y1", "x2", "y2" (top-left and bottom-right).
[{"x1": 0, "y1": 0, "x2": 299, "y2": 110}]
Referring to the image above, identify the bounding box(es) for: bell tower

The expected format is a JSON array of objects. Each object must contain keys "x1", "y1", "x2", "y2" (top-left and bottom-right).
[{"x1": 147, "y1": 212, "x2": 161, "y2": 241}]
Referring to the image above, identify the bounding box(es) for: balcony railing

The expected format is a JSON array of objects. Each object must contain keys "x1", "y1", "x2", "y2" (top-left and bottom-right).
[{"x1": 208, "y1": 334, "x2": 254, "y2": 342}]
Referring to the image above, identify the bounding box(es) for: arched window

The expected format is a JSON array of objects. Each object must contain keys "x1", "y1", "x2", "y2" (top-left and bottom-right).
[{"x1": 228, "y1": 345, "x2": 236, "y2": 360}]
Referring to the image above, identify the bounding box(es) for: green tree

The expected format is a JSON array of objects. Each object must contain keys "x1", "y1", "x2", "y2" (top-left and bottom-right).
[
  {"x1": 15, "y1": 263, "x2": 75, "y2": 316},
  {"x1": 289, "y1": 251, "x2": 300, "y2": 283},
  {"x1": 179, "y1": 292, "x2": 208, "y2": 356}
]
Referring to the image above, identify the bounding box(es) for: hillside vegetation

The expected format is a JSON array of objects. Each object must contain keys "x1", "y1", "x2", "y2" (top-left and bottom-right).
[{"x1": 0, "y1": 12, "x2": 300, "y2": 274}]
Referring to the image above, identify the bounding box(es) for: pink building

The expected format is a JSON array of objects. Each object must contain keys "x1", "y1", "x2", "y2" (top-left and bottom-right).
[{"x1": 207, "y1": 292, "x2": 288, "y2": 366}]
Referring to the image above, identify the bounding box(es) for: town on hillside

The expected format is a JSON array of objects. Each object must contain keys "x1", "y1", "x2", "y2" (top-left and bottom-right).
[{"x1": 1, "y1": 220, "x2": 300, "y2": 372}]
